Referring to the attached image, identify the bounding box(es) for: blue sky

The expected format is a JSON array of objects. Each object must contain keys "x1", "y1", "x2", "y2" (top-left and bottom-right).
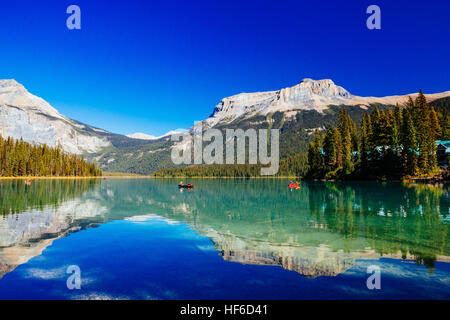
[{"x1": 0, "y1": 0, "x2": 449, "y2": 136}]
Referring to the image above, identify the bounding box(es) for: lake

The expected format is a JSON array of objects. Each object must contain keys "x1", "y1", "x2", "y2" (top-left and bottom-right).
[{"x1": 0, "y1": 178, "x2": 449, "y2": 299}]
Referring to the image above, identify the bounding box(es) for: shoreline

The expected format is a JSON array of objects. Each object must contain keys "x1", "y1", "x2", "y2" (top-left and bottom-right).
[
  {"x1": 149, "y1": 176, "x2": 300, "y2": 179},
  {"x1": 0, "y1": 175, "x2": 301, "y2": 180},
  {"x1": 0, "y1": 176, "x2": 104, "y2": 180},
  {"x1": 0, "y1": 175, "x2": 446, "y2": 182}
]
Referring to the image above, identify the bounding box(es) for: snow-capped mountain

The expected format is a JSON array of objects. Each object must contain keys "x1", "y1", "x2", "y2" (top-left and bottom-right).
[
  {"x1": 126, "y1": 133, "x2": 157, "y2": 140},
  {"x1": 205, "y1": 78, "x2": 450, "y2": 127},
  {"x1": 0, "y1": 79, "x2": 111, "y2": 154},
  {"x1": 126, "y1": 129, "x2": 187, "y2": 140}
]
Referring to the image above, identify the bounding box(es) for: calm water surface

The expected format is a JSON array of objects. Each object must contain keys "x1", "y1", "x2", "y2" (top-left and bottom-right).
[{"x1": 0, "y1": 178, "x2": 449, "y2": 299}]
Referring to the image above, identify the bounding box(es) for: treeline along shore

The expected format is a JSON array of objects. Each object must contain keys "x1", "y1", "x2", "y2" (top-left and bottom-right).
[
  {"x1": 0, "y1": 135, "x2": 102, "y2": 178},
  {"x1": 307, "y1": 90, "x2": 449, "y2": 180}
]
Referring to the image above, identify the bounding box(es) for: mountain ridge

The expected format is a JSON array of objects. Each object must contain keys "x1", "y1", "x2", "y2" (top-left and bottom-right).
[
  {"x1": 0, "y1": 79, "x2": 155, "y2": 154},
  {"x1": 0, "y1": 79, "x2": 111, "y2": 154},
  {"x1": 204, "y1": 78, "x2": 450, "y2": 128},
  {"x1": 2, "y1": 78, "x2": 449, "y2": 174}
]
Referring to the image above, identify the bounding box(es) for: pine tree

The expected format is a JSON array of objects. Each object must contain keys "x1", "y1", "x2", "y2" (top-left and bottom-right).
[
  {"x1": 334, "y1": 127, "x2": 343, "y2": 168},
  {"x1": 360, "y1": 114, "x2": 371, "y2": 173},
  {"x1": 414, "y1": 90, "x2": 433, "y2": 173},
  {"x1": 400, "y1": 108, "x2": 418, "y2": 175},
  {"x1": 337, "y1": 109, "x2": 353, "y2": 173},
  {"x1": 430, "y1": 107, "x2": 442, "y2": 140},
  {"x1": 370, "y1": 106, "x2": 381, "y2": 148},
  {"x1": 438, "y1": 109, "x2": 450, "y2": 140},
  {"x1": 323, "y1": 127, "x2": 338, "y2": 169},
  {"x1": 394, "y1": 104, "x2": 403, "y2": 129},
  {"x1": 307, "y1": 129, "x2": 322, "y2": 175}
]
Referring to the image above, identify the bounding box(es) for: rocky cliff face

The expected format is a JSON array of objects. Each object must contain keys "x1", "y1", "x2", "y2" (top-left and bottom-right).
[
  {"x1": 0, "y1": 79, "x2": 111, "y2": 154},
  {"x1": 206, "y1": 78, "x2": 450, "y2": 127}
]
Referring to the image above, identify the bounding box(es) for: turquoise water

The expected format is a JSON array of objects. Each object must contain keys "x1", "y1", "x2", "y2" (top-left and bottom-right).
[{"x1": 0, "y1": 178, "x2": 449, "y2": 299}]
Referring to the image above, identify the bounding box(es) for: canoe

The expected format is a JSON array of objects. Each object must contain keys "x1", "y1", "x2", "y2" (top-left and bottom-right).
[{"x1": 178, "y1": 185, "x2": 194, "y2": 189}]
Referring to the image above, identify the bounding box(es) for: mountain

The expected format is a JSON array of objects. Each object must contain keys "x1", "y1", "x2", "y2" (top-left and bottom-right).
[
  {"x1": 126, "y1": 133, "x2": 157, "y2": 140},
  {"x1": 126, "y1": 129, "x2": 187, "y2": 141},
  {"x1": 93, "y1": 79, "x2": 450, "y2": 174},
  {"x1": 2, "y1": 78, "x2": 449, "y2": 174},
  {"x1": 205, "y1": 78, "x2": 450, "y2": 128},
  {"x1": 0, "y1": 79, "x2": 109, "y2": 154},
  {"x1": 0, "y1": 79, "x2": 151, "y2": 154}
]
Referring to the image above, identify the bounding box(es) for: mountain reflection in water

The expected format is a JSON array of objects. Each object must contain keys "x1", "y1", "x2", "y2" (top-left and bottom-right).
[
  {"x1": 0, "y1": 179, "x2": 105, "y2": 278},
  {"x1": 0, "y1": 178, "x2": 449, "y2": 280}
]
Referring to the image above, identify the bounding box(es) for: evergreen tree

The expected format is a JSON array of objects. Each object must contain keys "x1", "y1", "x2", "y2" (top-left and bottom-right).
[
  {"x1": 307, "y1": 129, "x2": 322, "y2": 174},
  {"x1": 359, "y1": 113, "x2": 371, "y2": 173},
  {"x1": 430, "y1": 107, "x2": 442, "y2": 139},
  {"x1": 414, "y1": 91, "x2": 429, "y2": 172},
  {"x1": 337, "y1": 109, "x2": 353, "y2": 173},
  {"x1": 400, "y1": 108, "x2": 417, "y2": 175},
  {"x1": 438, "y1": 109, "x2": 450, "y2": 140},
  {"x1": 323, "y1": 127, "x2": 335, "y2": 169},
  {"x1": 370, "y1": 106, "x2": 381, "y2": 142},
  {"x1": 334, "y1": 128, "x2": 343, "y2": 169}
]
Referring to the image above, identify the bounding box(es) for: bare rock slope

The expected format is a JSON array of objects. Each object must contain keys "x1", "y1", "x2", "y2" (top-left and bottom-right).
[{"x1": 0, "y1": 79, "x2": 110, "y2": 154}]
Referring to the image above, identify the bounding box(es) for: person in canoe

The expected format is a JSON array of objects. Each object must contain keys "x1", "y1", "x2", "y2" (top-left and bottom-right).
[
  {"x1": 178, "y1": 181, "x2": 194, "y2": 189},
  {"x1": 288, "y1": 181, "x2": 300, "y2": 190}
]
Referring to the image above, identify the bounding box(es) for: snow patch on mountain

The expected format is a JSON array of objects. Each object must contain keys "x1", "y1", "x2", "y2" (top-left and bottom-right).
[
  {"x1": 127, "y1": 129, "x2": 187, "y2": 140},
  {"x1": 126, "y1": 133, "x2": 157, "y2": 140}
]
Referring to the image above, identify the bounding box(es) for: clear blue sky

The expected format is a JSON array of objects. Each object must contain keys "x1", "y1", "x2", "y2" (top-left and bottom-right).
[{"x1": 0, "y1": 0, "x2": 449, "y2": 136}]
